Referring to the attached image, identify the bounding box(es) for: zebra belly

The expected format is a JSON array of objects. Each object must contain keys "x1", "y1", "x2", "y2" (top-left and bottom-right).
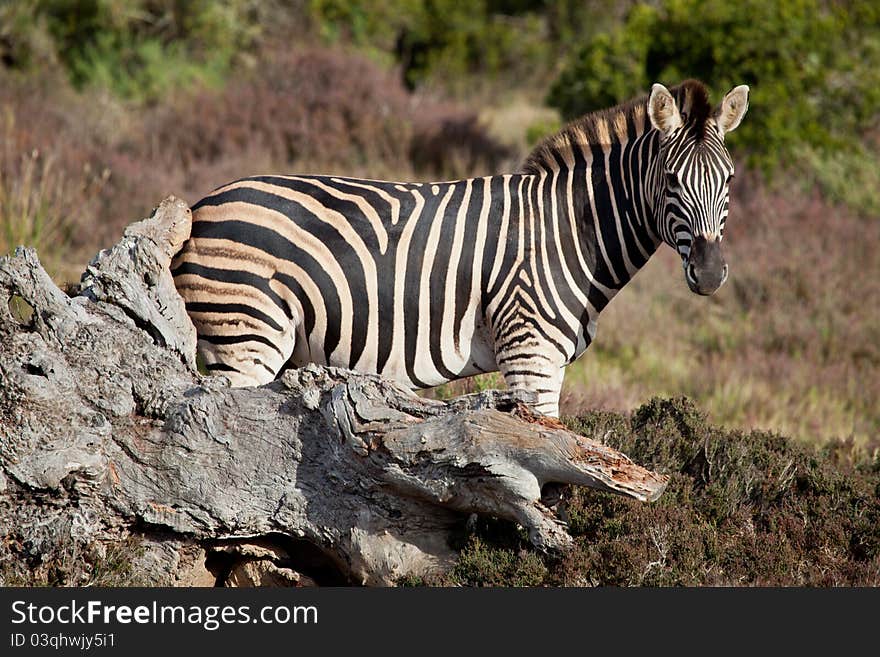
[{"x1": 287, "y1": 288, "x2": 499, "y2": 390}]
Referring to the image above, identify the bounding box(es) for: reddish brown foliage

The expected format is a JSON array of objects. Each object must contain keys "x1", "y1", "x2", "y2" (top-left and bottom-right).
[
  {"x1": 409, "y1": 99, "x2": 515, "y2": 177},
  {"x1": 147, "y1": 48, "x2": 415, "y2": 173},
  {"x1": 1, "y1": 48, "x2": 509, "y2": 274},
  {"x1": 448, "y1": 399, "x2": 880, "y2": 587}
]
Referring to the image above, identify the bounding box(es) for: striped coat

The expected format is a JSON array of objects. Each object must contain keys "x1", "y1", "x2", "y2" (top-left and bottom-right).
[{"x1": 172, "y1": 80, "x2": 749, "y2": 416}]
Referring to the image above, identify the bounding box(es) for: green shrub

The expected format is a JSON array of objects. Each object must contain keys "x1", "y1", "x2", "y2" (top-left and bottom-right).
[
  {"x1": 547, "y1": 0, "x2": 880, "y2": 174},
  {"x1": 794, "y1": 144, "x2": 880, "y2": 218},
  {"x1": 310, "y1": 0, "x2": 553, "y2": 91},
  {"x1": 547, "y1": 4, "x2": 656, "y2": 116},
  {"x1": 525, "y1": 114, "x2": 562, "y2": 146},
  {"x1": 11, "y1": 0, "x2": 261, "y2": 103},
  {"x1": 450, "y1": 537, "x2": 549, "y2": 587}
]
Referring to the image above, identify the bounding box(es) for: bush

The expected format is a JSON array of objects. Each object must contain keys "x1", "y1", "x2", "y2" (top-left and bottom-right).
[
  {"x1": 147, "y1": 47, "x2": 416, "y2": 173},
  {"x1": 547, "y1": 1, "x2": 880, "y2": 174},
  {"x1": 440, "y1": 398, "x2": 880, "y2": 586},
  {"x1": 310, "y1": 0, "x2": 554, "y2": 91},
  {"x1": 450, "y1": 537, "x2": 548, "y2": 587},
  {"x1": 409, "y1": 101, "x2": 516, "y2": 178},
  {"x1": 146, "y1": 46, "x2": 511, "y2": 180},
  {"x1": 794, "y1": 144, "x2": 880, "y2": 218},
  {"x1": 7, "y1": 0, "x2": 262, "y2": 103},
  {"x1": 547, "y1": 4, "x2": 656, "y2": 116}
]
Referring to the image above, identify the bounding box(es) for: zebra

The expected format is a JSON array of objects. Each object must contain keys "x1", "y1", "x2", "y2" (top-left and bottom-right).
[{"x1": 171, "y1": 79, "x2": 749, "y2": 417}]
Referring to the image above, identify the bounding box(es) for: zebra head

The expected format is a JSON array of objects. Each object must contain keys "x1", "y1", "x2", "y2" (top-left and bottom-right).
[{"x1": 648, "y1": 81, "x2": 749, "y2": 296}]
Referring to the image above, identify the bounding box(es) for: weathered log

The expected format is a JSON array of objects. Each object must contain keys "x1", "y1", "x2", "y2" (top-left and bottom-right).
[{"x1": 0, "y1": 197, "x2": 668, "y2": 586}]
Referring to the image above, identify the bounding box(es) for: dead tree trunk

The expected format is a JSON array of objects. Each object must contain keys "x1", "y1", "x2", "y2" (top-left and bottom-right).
[{"x1": 0, "y1": 198, "x2": 668, "y2": 586}]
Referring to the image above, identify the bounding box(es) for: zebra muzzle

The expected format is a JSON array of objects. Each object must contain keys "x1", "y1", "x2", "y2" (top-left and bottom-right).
[{"x1": 685, "y1": 236, "x2": 728, "y2": 296}]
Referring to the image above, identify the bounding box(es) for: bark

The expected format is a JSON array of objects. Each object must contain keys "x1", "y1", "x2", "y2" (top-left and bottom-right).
[{"x1": 0, "y1": 197, "x2": 669, "y2": 586}]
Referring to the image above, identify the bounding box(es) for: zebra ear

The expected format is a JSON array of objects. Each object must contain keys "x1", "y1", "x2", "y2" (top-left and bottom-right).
[
  {"x1": 715, "y1": 85, "x2": 750, "y2": 136},
  {"x1": 648, "y1": 83, "x2": 683, "y2": 136}
]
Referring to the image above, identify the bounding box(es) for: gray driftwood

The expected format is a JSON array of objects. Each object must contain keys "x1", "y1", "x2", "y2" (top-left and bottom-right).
[{"x1": 0, "y1": 197, "x2": 668, "y2": 586}]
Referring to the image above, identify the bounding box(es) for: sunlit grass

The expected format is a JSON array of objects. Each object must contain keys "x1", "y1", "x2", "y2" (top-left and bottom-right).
[
  {"x1": 0, "y1": 143, "x2": 66, "y2": 262},
  {"x1": 0, "y1": 108, "x2": 108, "y2": 282},
  {"x1": 427, "y1": 372, "x2": 504, "y2": 401}
]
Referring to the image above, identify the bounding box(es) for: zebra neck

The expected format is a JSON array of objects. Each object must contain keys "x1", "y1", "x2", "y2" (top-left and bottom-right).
[{"x1": 550, "y1": 130, "x2": 662, "y2": 312}]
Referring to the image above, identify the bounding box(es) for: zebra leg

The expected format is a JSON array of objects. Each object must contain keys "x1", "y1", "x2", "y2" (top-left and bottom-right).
[{"x1": 497, "y1": 356, "x2": 565, "y2": 417}]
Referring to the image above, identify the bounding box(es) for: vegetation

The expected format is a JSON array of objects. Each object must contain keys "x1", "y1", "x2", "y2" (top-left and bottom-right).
[
  {"x1": 546, "y1": 0, "x2": 880, "y2": 212},
  {"x1": 2, "y1": 0, "x2": 263, "y2": 103},
  {"x1": 0, "y1": 1, "x2": 877, "y2": 586},
  {"x1": 439, "y1": 399, "x2": 880, "y2": 586},
  {"x1": 309, "y1": 0, "x2": 628, "y2": 92},
  {"x1": 0, "y1": 532, "x2": 147, "y2": 586}
]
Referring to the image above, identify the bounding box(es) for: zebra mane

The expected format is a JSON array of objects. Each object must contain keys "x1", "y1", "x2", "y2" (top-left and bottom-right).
[{"x1": 521, "y1": 79, "x2": 713, "y2": 174}]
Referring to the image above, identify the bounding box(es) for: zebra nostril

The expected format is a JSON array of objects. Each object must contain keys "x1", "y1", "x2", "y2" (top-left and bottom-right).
[{"x1": 721, "y1": 263, "x2": 729, "y2": 282}]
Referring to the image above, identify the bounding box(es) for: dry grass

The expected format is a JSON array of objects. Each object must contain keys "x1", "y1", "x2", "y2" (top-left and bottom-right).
[{"x1": 0, "y1": 75, "x2": 110, "y2": 280}]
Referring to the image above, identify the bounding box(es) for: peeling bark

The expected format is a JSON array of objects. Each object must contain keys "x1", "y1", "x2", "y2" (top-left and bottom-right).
[{"x1": 0, "y1": 197, "x2": 668, "y2": 586}]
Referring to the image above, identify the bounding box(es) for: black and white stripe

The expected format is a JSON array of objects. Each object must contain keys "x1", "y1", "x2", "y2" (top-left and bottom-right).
[{"x1": 172, "y1": 79, "x2": 748, "y2": 416}]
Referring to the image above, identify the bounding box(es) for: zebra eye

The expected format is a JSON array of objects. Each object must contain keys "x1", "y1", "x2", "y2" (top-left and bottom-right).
[
  {"x1": 665, "y1": 172, "x2": 679, "y2": 188},
  {"x1": 726, "y1": 173, "x2": 735, "y2": 185}
]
